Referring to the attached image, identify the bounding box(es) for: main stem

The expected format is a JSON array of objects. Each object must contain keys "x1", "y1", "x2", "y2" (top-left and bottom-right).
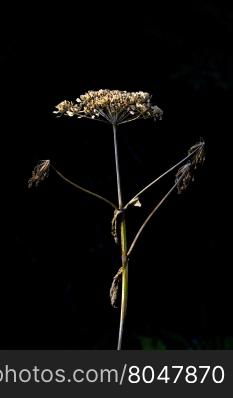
[
  {"x1": 113, "y1": 124, "x2": 128, "y2": 351},
  {"x1": 113, "y1": 124, "x2": 123, "y2": 209}
]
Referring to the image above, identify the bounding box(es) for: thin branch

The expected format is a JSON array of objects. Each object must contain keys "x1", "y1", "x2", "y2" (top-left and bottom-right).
[
  {"x1": 76, "y1": 114, "x2": 109, "y2": 124},
  {"x1": 118, "y1": 115, "x2": 141, "y2": 125},
  {"x1": 51, "y1": 164, "x2": 117, "y2": 209},
  {"x1": 127, "y1": 178, "x2": 181, "y2": 257},
  {"x1": 117, "y1": 109, "x2": 128, "y2": 123},
  {"x1": 95, "y1": 108, "x2": 112, "y2": 123},
  {"x1": 124, "y1": 144, "x2": 203, "y2": 209}
]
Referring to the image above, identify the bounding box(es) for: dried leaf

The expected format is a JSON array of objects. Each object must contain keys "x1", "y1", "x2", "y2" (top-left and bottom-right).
[
  {"x1": 111, "y1": 209, "x2": 123, "y2": 244},
  {"x1": 126, "y1": 196, "x2": 142, "y2": 209},
  {"x1": 132, "y1": 197, "x2": 142, "y2": 207},
  {"x1": 110, "y1": 267, "x2": 123, "y2": 308}
]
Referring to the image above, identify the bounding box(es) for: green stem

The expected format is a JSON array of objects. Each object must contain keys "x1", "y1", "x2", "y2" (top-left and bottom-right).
[
  {"x1": 117, "y1": 217, "x2": 128, "y2": 351},
  {"x1": 112, "y1": 124, "x2": 128, "y2": 351}
]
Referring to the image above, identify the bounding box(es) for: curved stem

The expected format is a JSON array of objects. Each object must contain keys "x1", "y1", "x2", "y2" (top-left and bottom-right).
[
  {"x1": 124, "y1": 144, "x2": 202, "y2": 209},
  {"x1": 51, "y1": 164, "x2": 117, "y2": 209},
  {"x1": 127, "y1": 178, "x2": 181, "y2": 257},
  {"x1": 112, "y1": 124, "x2": 128, "y2": 351}
]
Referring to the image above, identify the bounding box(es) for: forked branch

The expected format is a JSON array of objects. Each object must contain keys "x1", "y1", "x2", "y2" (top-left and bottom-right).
[
  {"x1": 127, "y1": 179, "x2": 180, "y2": 257},
  {"x1": 127, "y1": 156, "x2": 201, "y2": 257},
  {"x1": 124, "y1": 140, "x2": 205, "y2": 210}
]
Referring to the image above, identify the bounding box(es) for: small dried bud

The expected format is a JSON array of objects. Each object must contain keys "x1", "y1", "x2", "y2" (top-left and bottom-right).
[
  {"x1": 128, "y1": 197, "x2": 142, "y2": 207},
  {"x1": 28, "y1": 160, "x2": 50, "y2": 188}
]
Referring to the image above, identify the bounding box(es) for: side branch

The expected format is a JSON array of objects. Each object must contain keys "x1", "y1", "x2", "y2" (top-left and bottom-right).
[
  {"x1": 124, "y1": 142, "x2": 204, "y2": 209},
  {"x1": 51, "y1": 165, "x2": 117, "y2": 209}
]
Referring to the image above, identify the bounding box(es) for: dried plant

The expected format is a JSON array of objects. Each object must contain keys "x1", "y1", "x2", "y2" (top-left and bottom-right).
[{"x1": 28, "y1": 89, "x2": 205, "y2": 350}]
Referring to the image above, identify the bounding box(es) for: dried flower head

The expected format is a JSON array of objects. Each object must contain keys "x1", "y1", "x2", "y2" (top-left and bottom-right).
[
  {"x1": 54, "y1": 89, "x2": 163, "y2": 125},
  {"x1": 53, "y1": 100, "x2": 75, "y2": 116},
  {"x1": 175, "y1": 139, "x2": 205, "y2": 194},
  {"x1": 175, "y1": 162, "x2": 193, "y2": 194},
  {"x1": 28, "y1": 160, "x2": 50, "y2": 188},
  {"x1": 188, "y1": 138, "x2": 206, "y2": 168}
]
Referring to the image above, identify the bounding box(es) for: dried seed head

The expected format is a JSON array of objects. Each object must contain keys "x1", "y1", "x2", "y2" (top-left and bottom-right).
[
  {"x1": 28, "y1": 160, "x2": 50, "y2": 188},
  {"x1": 54, "y1": 89, "x2": 163, "y2": 125},
  {"x1": 175, "y1": 162, "x2": 192, "y2": 194},
  {"x1": 188, "y1": 138, "x2": 206, "y2": 169},
  {"x1": 176, "y1": 139, "x2": 206, "y2": 194},
  {"x1": 53, "y1": 100, "x2": 77, "y2": 116}
]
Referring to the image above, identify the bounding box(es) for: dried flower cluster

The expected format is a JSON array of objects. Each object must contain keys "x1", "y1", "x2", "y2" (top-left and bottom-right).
[
  {"x1": 175, "y1": 139, "x2": 205, "y2": 194},
  {"x1": 28, "y1": 160, "x2": 50, "y2": 188},
  {"x1": 53, "y1": 89, "x2": 163, "y2": 125},
  {"x1": 188, "y1": 138, "x2": 206, "y2": 168}
]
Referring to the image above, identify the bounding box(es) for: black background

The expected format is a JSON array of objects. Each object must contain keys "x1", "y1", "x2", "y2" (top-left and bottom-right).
[{"x1": 1, "y1": 2, "x2": 232, "y2": 349}]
